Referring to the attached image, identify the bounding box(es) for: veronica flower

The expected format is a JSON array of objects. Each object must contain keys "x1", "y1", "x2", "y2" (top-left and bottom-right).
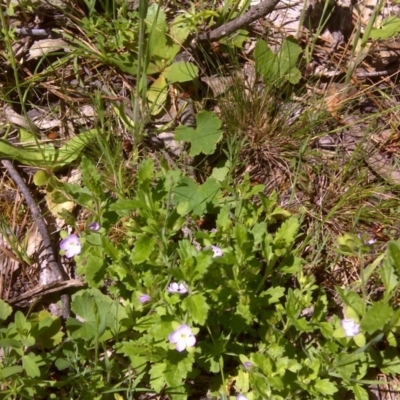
[
  {"x1": 167, "y1": 282, "x2": 188, "y2": 294},
  {"x1": 87, "y1": 222, "x2": 100, "y2": 231},
  {"x1": 341, "y1": 319, "x2": 360, "y2": 337},
  {"x1": 243, "y1": 361, "x2": 253, "y2": 371},
  {"x1": 139, "y1": 294, "x2": 151, "y2": 304},
  {"x1": 60, "y1": 234, "x2": 81, "y2": 258},
  {"x1": 236, "y1": 395, "x2": 249, "y2": 400},
  {"x1": 169, "y1": 324, "x2": 196, "y2": 352},
  {"x1": 211, "y1": 245, "x2": 223, "y2": 258}
]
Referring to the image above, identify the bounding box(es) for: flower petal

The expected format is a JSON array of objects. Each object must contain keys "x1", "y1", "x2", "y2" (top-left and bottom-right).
[
  {"x1": 185, "y1": 334, "x2": 196, "y2": 348},
  {"x1": 87, "y1": 222, "x2": 100, "y2": 231},
  {"x1": 341, "y1": 318, "x2": 360, "y2": 337},
  {"x1": 175, "y1": 340, "x2": 187, "y2": 352},
  {"x1": 139, "y1": 294, "x2": 151, "y2": 304}
]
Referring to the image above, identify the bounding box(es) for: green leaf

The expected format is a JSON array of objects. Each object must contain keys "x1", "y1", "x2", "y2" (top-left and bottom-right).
[
  {"x1": 164, "y1": 352, "x2": 194, "y2": 387},
  {"x1": 260, "y1": 286, "x2": 285, "y2": 304},
  {"x1": 0, "y1": 365, "x2": 23, "y2": 379},
  {"x1": 182, "y1": 294, "x2": 209, "y2": 325},
  {"x1": 0, "y1": 129, "x2": 97, "y2": 169},
  {"x1": 175, "y1": 111, "x2": 222, "y2": 156},
  {"x1": 147, "y1": 74, "x2": 168, "y2": 115},
  {"x1": 15, "y1": 311, "x2": 28, "y2": 331},
  {"x1": 109, "y1": 52, "x2": 138, "y2": 75},
  {"x1": 313, "y1": 379, "x2": 338, "y2": 395},
  {"x1": 81, "y1": 156, "x2": 102, "y2": 197},
  {"x1": 78, "y1": 245, "x2": 105, "y2": 287},
  {"x1": 255, "y1": 40, "x2": 277, "y2": 81},
  {"x1": 69, "y1": 289, "x2": 119, "y2": 340},
  {"x1": 22, "y1": 354, "x2": 41, "y2": 378},
  {"x1": 149, "y1": 362, "x2": 166, "y2": 393},
  {"x1": 55, "y1": 358, "x2": 70, "y2": 371},
  {"x1": 370, "y1": 16, "x2": 400, "y2": 39},
  {"x1": 387, "y1": 240, "x2": 400, "y2": 274},
  {"x1": 273, "y1": 216, "x2": 299, "y2": 256},
  {"x1": 170, "y1": 14, "x2": 192, "y2": 44},
  {"x1": 163, "y1": 61, "x2": 199, "y2": 83},
  {"x1": 380, "y1": 260, "x2": 399, "y2": 301},
  {"x1": 131, "y1": 235, "x2": 157, "y2": 264},
  {"x1": 0, "y1": 299, "x2": 12, "y2": 322},
  {"x1": 138, "y1": 159, "x2": 154, "y2": 185},
  {"x1": 278, "y1": 36, "x2": 302, "y2": 84},
  {"x1": 361, "y1": 302, "x2": 392, "y2": 334},
  {"x1": 352, "y1": 384, "x2": 369, "y2": 400},
  {"x1": 173, "y1": 176, "x2": 221, "y2": 216},
  {"x1": 255, "y1": 37, "x2": 301, "y2": 87}
]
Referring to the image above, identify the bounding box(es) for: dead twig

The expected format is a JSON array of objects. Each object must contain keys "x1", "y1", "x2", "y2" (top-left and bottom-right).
[
  {"x1": 9, "y1": 279, "x2": 85, "y2": 306},
  {"x1": 1, "y1": 160, "x2": 70, "y2": 317},
  {"x1": 192, "y1": 0, "x2": 280, "y2": 46}
]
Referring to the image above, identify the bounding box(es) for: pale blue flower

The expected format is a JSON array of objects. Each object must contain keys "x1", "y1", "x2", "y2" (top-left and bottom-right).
[
  {"x1": 236, "y1": 395, "x2": 249, "y2": 400},
  {"x1": 60, "y1": 234, "x2": 81, "y2": 258},
  {"x1": 341, "y1": 319, "x2": 360, "y2": 337},
  {"x1": 169, "y1": 324, "x2": 196, "y2": 352}
]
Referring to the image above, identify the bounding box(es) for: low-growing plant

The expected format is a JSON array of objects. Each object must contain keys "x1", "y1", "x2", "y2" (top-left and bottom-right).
[{"x1": 2, "y1": 154, "x2": 400, "y2": 399}]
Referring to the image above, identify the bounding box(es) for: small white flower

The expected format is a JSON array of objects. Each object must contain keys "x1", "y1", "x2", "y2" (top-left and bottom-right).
[
  {"x1": 236, "y1": 395, "x2": 249, "y2": 400},
  {"x1": 167, "y1": 282, "x2": 188, "y2": 294},
  {"x1": 211, "y1": 245, "x2": 223, "y2": 257},
  {"x1": 341, "y1": 319, "x2": 360, "y2": 337},
  {"x1": 169, "y1": 324, "x2": 196, "y2": 352},
  {"x1": 59, "y1": 234, "x2": 81, "y2": 258}
]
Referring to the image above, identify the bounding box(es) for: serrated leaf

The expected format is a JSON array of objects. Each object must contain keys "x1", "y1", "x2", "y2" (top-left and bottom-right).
[
  {"x1": 0, "y1": 299, "x2": 12, "y2": 322},
  {"x1": 175, "y1": 111, "x2": 222, "y2": 156},
  {"x1": 149, "y1": 362, "x2": 166, "y2": 393},
  {"x1": 273, "y1": 216, "x2": 299, "y2": 255},
  {"x1": 138, "y1": 159, "x2": 154, "y2": 184},
  {"x1": 163, "y1": 61, "x2": 199, "y2": 83},
  {"x1": 361, "y1": 302, "x2": 392, "y2": 334},
  {"x1": 182, "y1": 294, "x2": 209, "y2": 325},
  {"x1": 353, "y1": 384, "x2": 369, "y2": 400},
  {"x1": 172, "y1": 176, "x2": 220, "y2": 216},
  {"x1": 313, "y1": 378, "x2": 338, "y2": 395},
  {"x1": 164, "y1": 353, "x2": 193, "y2": 387},
  {"x1": 131, "y1": 235, "x2": 157, "y2": 264},
  {"x1": 81, "y1": 156, "x2": 102, "y2": 197},
  {"x1": 170, "y1": 14, "x2": 192, "y2": 44},
  {"x1": 0, "y1": 130, "x2": 97, "y2": 169}
]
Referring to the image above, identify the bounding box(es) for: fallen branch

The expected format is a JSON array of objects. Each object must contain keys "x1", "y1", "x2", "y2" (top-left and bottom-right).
[
  {"x1": 193, "y1": 0, "x2": 280, "y2": 45},
  {"x1": 9, "y1": 279, "x2": 85, "y2": 306},
  {"x1": 1, "y1": 160, "x2": 70, "y2": 317}
]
